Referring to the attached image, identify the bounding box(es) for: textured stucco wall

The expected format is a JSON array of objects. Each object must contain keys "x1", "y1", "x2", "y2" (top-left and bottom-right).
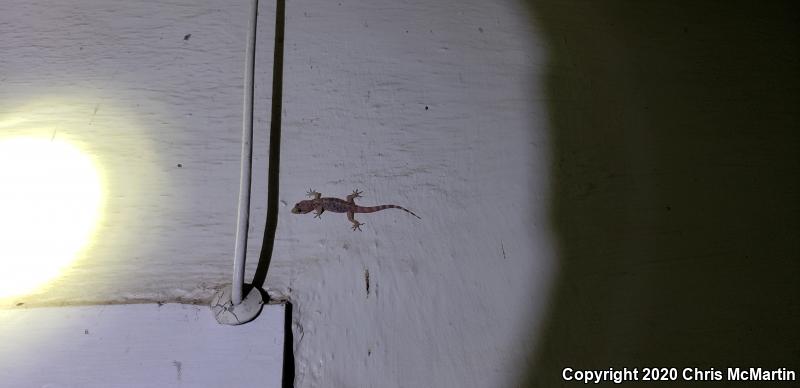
[
  {"x1": 1, "y1": 1, "x2": 553, "y2": 387},
  {"x1": 268, "y1": 1, "x2": 553, "y2": 387},
  {"x1": 2, "y1": 1, "x2": 796, "y2": 387},
  {"x1": 0, "y1": 0, "x2": 258, "y2": 306}
]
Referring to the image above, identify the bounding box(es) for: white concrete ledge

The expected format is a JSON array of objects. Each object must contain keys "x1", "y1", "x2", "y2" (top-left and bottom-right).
[{"x1": 0, "y1": 303, "x2": 285, "y2": 388}]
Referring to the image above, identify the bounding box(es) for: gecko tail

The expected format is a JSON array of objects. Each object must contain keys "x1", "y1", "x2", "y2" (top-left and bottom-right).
[
  {"x1": 391, "y1": 205, "x2": 421, "y2": 219},
  {"x1": 362, "y1": 205, "x2": 421, "y2": 219}
]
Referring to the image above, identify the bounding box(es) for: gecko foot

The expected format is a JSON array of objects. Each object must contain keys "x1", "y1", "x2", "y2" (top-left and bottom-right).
[
  {"x1": 347, "y1": 189, "x2": 363, "y2": 203},
  {"x1": 307, "y1": 189, "x2": 321, "y2": 199},
  {"x1": 314, "y1": 208, "x2": 324, "y2": 219},
  {"x1": 351, "y1": 222, "x2": 364, "y2": 231}
]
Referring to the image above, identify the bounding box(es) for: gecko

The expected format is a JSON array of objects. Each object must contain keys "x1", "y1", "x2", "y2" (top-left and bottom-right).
[{"x1": 291, "y1": 189, "x2": 421, "y2": 231}]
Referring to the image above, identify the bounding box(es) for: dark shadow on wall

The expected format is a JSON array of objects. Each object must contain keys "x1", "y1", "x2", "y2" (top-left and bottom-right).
[
  {"x1": 252, "y1": 0, "x2": 285, "y2": 292},
  {"x1": 282, "y1": 302, "x2": 295, "y2": 388},
  {"x1": 521, "y1": 1, "x2": 799, "y2": 386}
]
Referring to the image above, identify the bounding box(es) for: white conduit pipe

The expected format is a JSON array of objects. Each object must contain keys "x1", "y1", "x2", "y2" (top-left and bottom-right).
[
  {"x1": 232, "y1": 0, "x2": 259, "y2": 306},
  {"x1": 210, "y1": 0, "x2": 263, "y2": 325}
]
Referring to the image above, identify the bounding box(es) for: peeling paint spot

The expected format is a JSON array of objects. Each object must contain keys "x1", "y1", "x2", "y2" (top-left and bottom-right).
[
  {"x1": 172, "y1": 360, "x2": 182, "y2": 381},
  {"x1": 364, "y1": 272, "x2": 371, "y2": 296}
]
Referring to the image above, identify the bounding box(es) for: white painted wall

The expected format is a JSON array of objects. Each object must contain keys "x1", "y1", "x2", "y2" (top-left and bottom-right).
[
  {"x1": 1, "y1": 1, "x2": 553, "y2": 387},
  {"x1": 269, "y1": 1, "x2": 553, "y2": 387},
  {"x1": 7, "y1": 1, "x2": 796, "y2": 387},
  {"x1": 0, "y1": 304, "x2": 285, "y2": 388},
  {"x1": 0, "y1": 0, "x2": 262, "y2": 306}
]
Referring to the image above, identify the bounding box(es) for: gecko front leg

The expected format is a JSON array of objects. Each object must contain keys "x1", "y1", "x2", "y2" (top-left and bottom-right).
[
  {"x1": 306, "y1": 189, "x2": 322, "y2": 199},
  {"x1": 314, "y1": 206, "x2": 325, "y2": 219},
  {"x1": 347, "y1": 211, "x2": 364, "y2": 231}
]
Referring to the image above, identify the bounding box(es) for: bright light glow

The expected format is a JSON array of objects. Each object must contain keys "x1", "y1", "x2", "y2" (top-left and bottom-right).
[{"x1": 0, "y1": 138, "x2": 102, "y2": 298}]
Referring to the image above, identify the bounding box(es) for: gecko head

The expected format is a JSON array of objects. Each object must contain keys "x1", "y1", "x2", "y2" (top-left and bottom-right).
[{"x1": 291, "y1": 200, "x2": 315, "y2": 214}]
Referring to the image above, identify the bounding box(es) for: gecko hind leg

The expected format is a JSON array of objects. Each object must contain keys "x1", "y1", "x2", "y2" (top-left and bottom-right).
[
  {"x1": 314, "y1": 207, "x2": 325, "y2": 219},
  {"x1": 346, "y1": 189, "x2": 363, "y2": 203},
  {"x1": 347, "y1": 211, "x2": 364, "y2": 231}
]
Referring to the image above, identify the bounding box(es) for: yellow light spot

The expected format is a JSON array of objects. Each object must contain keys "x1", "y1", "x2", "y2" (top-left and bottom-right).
[{"x1": 0, "y1": 138, "x2": 102, "y2": 298}]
